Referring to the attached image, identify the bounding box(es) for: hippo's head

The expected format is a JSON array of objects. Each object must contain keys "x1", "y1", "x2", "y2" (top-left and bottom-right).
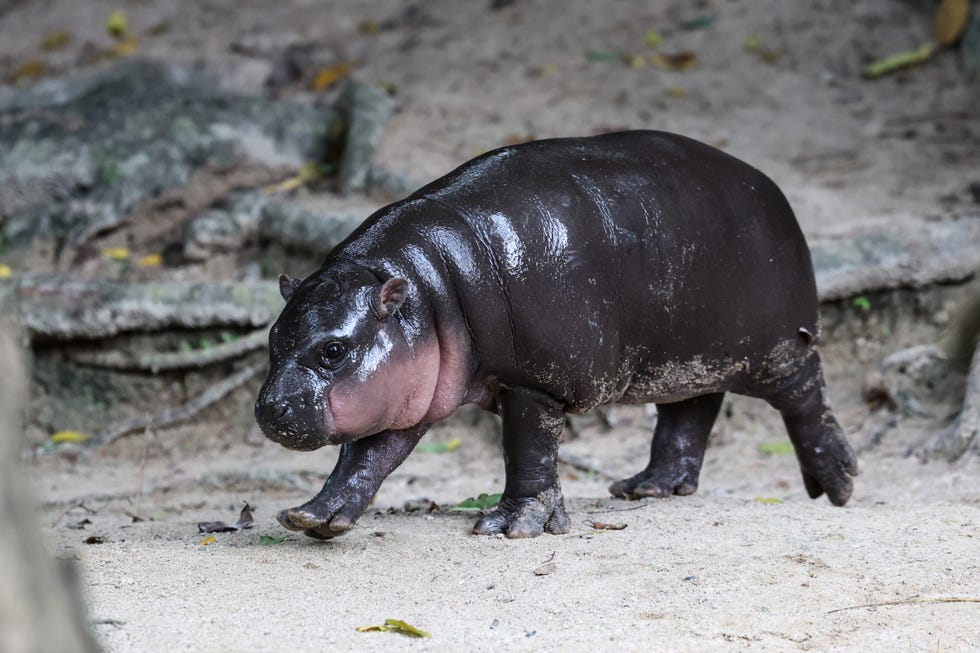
[{"x1": 254, "y1": 262, "x2": 437, "y2": 450}]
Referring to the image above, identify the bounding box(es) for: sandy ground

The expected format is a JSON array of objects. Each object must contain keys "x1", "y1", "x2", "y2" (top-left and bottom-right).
[{"x1": 2, "y1": 0, "x2": 979, "y2": 651}]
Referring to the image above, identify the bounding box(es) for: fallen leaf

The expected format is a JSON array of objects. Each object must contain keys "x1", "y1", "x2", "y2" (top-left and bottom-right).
[
  {"x1": 533, "y1": 561, "x2": 556, "y2": 576},
  {"x1": 652, "y1": 52, "x2": 698, "y2": 71},
  {"x1": 41, "y1": 31, "x2": 71, "y2": 51},
  {"x1": 200, "y1": 535, "x2": 217, "y2": 545},
  {"x1": 106, "y1": 11, "x2": 128, "y2": 40},
  {"x1": 356, "y1": 618, "x2": 431, "y2": 637},
  {"x1": 416, "y1": 437, "x2": 461, "y2": 453},
  {"x1": 935, "y1": 0, "x2": 970, "y2": 46},
  {"x1": 263, "y1": 162, "x2": 329, "y2": 194},
  {"x1": 137, "y1": 253, "x2": 162, "y2": 268},
  {"x1": 144, "y1": 20, "x2": 172, "y2": 37},
  {"x1": 259, "y1": 535, "x2": 292, "y2": 545},
  {"x1": 645, "y1": 30, "x2": 663, "y2": 48},
  {"x1": 197, "y1": 501, "x2": 255, "y2": 533},
  {"x1": 585, "y1": 49, "x2": 623, "y2": 62},
  {"x1": 106, "y1": 35, "x2": 139, "y2": 58},
  {"x1": 586, "y1": 520, "x2": 628, "y2": 530},
  {"x1": 66, "y1": 518, "x2": 92, "y2": 530},
  {"x1": 743, "y1": 34, "x2": 784, "y2": 64},
  {"x1": 311, "y1": 62, "x2": 353, "y2": 91},
  {"x1": 754, "y1": 496, "x2": 784, "y2": 505},
  {"x1": 10, "y1": 60, "x2": 45, "y2": 83},
  {"x1": 629, "y1": 54, "x2": 646, "y2": 68},
  {"x1": 449, "y1": 493, "x2": 502, "y2": 512},
  {"x1": 50, "y1": 430, "x2": 90, "y2": 444},
  {"x1": 757, "y1": 441, "x2": 794, "y2": 456},
  {"x1": 83, "y1": 535, "x2": 106, "y2": 544},
  {"x1": 679, "y1": 15, "x2": 715, "y2": 30},
  {"x1": 862, "y1": 43, "x2": 937, "y2": 79},
  {"x1": 102, "y1": 247, "x2": 130, "y2": 260},
  {"x1": 0, "y1": 263, "x2": 11, "y2": 279}
]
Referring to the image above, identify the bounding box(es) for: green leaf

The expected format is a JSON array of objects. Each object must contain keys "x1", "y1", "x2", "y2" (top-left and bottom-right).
[
  {"x1": 416, "y1": 437, "x2": 461, "y2": 454},
  {"x1": 259, "y1": 535, "x2": 292, "y2": 545},
  {"x1": 758, "y1": 441, "x2": 794, "y2": 456},
  {"x1": 383, "y1": 619, "x2": 430, "y2": 638},
  {"x1": 754, "y1": 496, "x2": 784, "y2": 504},
  {"x1": 862, "y1": 43, "x2": 937, "y2": 79},
  {"x1": 449, "y1": 493, "x2": 502, "y2": 512},
  {"x1": 106, "y1": 11, "x2": 128, "y2": 40},
  {"x1": 852, "y1": 296, "x2": 871, "y2": 312}
]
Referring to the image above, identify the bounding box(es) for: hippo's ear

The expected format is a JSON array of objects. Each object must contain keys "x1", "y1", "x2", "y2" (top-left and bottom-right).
[
  {"x1": 279, "y1": 274, "x2": 301, "y2": 301},
  {"x1": 376, "y1": 277, "x2": 409, "y2": 319}
]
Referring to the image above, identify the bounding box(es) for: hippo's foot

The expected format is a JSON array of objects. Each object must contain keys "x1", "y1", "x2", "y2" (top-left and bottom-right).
[
  {"x1": 472, "y1": 488, "x2": 571, "y2": 539},
  {"x1": 794, "y1": 433, "x2": 859, "y2": 506},
  {"x1": 276, "y1": 492, "x2": 369, "y2": 540},
  {"x1": 608, "y1": 464, "x2": 700, "y2": 499}
]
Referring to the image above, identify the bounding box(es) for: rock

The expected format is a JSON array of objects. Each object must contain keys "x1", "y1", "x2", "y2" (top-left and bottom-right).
[
  {"x1": 811, "y1": 219, "x2": 980, "y2": 302},
  {"x1": 0, "y1": 59, "x2": 342, "y2": 262},
  {"x1": 873, "y1": 344, "x2": 965, "y2": 418}
]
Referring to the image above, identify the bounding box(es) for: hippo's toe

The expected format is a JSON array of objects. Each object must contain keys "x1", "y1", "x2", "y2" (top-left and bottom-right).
[
  {"x1": 472, "y1": 489, "x2": 570, "y2": 539},
  {"x1": 609, "y1": 467, "x2": 700, "y2": 500}
]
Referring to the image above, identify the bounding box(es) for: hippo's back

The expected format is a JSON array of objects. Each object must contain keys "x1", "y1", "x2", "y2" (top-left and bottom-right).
[{"x1": 349, "y1": 131, "x2": 817, "y2": 409}]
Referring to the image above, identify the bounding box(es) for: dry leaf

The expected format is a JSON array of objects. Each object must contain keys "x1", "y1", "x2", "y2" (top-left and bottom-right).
[
  {"x1": 197, "y1": 502, "x2": 255, "y2": 533},
  {"x1": 586, "y1": 520, "x2": 628, "y2": 530},
  {"x1": 533, "y1": 562, "x2": 556, "y2": 576},
  {"x1": 935, "y1": 0, "x2": 970, "y2": 46},
  {"x1": 137, "y1": 253, "x2": 162, "y2": 268},
  {"x1": 311, "y1": 62, "x2": 353, "y2": 91},
  {"x1": 51, "y1": 430, "x2": 90, "y2": 444},
  {"x1": 102, "y1": 247, "x2": 130, "y2": 260},
  {"x1": 357, "y1": 619, "x2": 431, "y2": 638},
  {"x1": 41, "y1": 31, "x2": 71, "y2": 51},
  {"x1": 653, "y1": 52, "x2": 698, "y2": 71},
  {"x1": 0, "y1": 263, "x2": 11, "y2": 279},
  {"x1": 10, "y1": 60, "x2": 44, "y2": 83},
  {"x1": 200, "y1": 535, "x2": 217, "y2": 545}
]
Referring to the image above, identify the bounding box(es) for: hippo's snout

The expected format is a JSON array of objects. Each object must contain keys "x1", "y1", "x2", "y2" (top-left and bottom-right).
[
  {"x1": 254, "y1": 379, "x2": 333, "y2": 451},
  {"x1": 254, "y1": 400, "x2": 290, "y2": 425}
]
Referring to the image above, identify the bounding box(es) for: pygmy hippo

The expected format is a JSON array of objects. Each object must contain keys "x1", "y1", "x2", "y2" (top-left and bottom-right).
[{"x1": 255, "y1": 130, "x2": 858, "y2": 539}]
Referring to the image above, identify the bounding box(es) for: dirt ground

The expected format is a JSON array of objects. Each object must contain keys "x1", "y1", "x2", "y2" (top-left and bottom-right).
[{"x1": 3, "y1": 1, "x2": 979, "y2": 651}]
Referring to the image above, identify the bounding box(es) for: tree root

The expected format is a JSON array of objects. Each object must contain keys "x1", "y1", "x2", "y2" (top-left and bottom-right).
[
  {"x1": 91, "y1": 364, "x2": 262, "y2": 448},
  {"x1": 2, "y1": 276, "x2": 281, "y2": 340},
  {"x1": 918, "y1": 345, "x2": 980, "y2": 461},
  {"x1": 67, "y1": 326, "x2": 270, "y2": 372}
]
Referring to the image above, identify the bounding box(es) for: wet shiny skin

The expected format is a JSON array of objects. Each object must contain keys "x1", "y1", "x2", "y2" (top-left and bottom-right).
[{"x1": 255, "y1": 130, "x2": 857, "y2": 539}]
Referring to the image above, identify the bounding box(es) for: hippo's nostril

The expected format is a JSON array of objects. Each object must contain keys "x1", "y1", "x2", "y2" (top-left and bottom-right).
[{"x1": 255, "y1": 401, "x2": 291, "y2": 423}]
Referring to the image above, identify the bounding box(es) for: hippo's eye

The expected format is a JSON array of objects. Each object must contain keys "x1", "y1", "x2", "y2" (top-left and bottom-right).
[{"x1": 320, "y1": 340, "x2": 348, "y2": 369}]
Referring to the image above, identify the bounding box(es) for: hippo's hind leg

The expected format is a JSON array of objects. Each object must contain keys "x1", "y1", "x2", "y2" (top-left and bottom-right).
[
  {"x1": 609, "y1": 393, "x2": 724, "y2": 499},
  {"x1": 473, "y1": 384, "x2": 570, "y2": 539},
  {"x1": 764, "y1": 350, "x2": 858, "y2": 506}
]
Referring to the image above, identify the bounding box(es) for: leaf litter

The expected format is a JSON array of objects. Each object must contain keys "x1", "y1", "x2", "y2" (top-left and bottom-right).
[{"x1": 198, "y1": 501, "x2": 254, "y2": 533}]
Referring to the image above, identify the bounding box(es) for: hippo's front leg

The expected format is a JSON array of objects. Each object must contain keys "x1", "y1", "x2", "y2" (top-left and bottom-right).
[
  {"x1": 278, "y1": 425, "x2": 428, "y2": 539},
  {"x1": 473, "y1": 385, "x2": 571, "y2": 539}
]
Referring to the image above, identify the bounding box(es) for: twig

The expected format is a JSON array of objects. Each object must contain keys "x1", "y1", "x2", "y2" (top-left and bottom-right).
[
  {"x1": 67, "y1": 326, "x2": 271, "y2": 372},
  {"x1": 133, "y1": 422, "x2": 152, "y2": 520},
  {"x1": 558, "y1": 453, "x2": 614, "y2": 480},
  {"x1": 91, "y1": 364, "x2": 262, "y2": 448},
  {"x1": 827, "y1": 597, "x2": 980, "y2": 614},
  {"x1": 586, "y1": 502, "x2": 653, "y2": 514}
]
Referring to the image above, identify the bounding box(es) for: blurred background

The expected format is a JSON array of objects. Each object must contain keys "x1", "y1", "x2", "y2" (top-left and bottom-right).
[{"x1": 0, "y1": 1, "x2": 978, "y2": 651}]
